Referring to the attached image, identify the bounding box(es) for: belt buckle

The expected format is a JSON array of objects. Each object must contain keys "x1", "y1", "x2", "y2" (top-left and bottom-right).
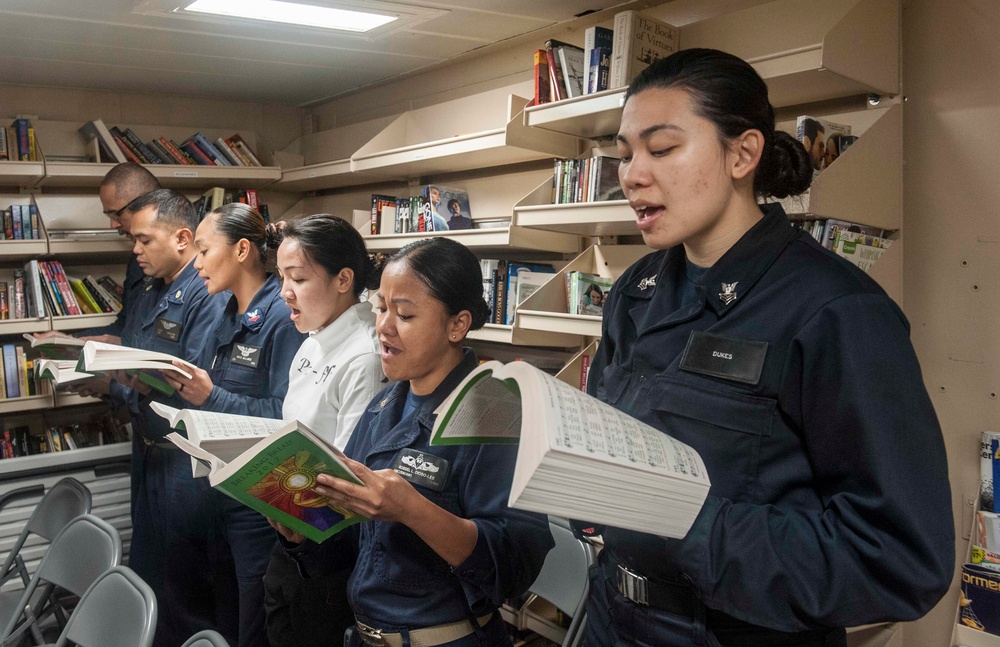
[
  {"x1": 616, "y1": 563, "x2": 649, "y2": 606},
  {"x1": 356, "y1": 621, "x2": 387, "y2": 647}
]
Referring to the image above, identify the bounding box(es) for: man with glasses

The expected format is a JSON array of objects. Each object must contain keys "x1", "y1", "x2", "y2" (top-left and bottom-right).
[{"x1": 79, "y1": 162, "x2": 162, "y2": 341}]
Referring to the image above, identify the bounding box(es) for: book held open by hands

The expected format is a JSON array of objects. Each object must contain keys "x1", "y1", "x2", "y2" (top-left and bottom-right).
[
  {"x1": 153, "y1": 404, "x2": 365, "y2": 544},
  {"x1": 431, "y1": 360, "x2": 711, "y2": 539},
  {"x1": 78, "y1": 340, "x2": 195, "y2": 396}
]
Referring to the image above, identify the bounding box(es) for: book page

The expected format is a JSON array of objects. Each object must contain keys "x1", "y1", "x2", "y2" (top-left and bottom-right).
[
  {"x1": 150, "y1": 402, "x2": 285, "y2": 440},
  {"x1": 166, "y1": 432, "x2": 224, "y2": 475},
  {"x1": 432, "y1": 366, "x2": 522, "y2": 444},
  {"x1": 537, "y1": 371, "x2": 709, "y2": 483}
]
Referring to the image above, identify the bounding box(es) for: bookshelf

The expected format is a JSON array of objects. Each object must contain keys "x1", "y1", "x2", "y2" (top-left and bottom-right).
[
  {"x1": 524, "y1": 0, "x2": 899, "y2": 140},
  {"x1": 32, "y1": 120, "x2": 281, "y2": 189},
  {"x1": 513, "y1": 176, "x2": 635, "y2": 237},
  {"x1": 0, "y1": 161, "x2": 45, "y2": 190},
  {"x1": 0, "y1": 443, "x2": 131, "y2": 479},
  {"x1": 362, "y1": 225, "x2": 580, "y2": 256}
]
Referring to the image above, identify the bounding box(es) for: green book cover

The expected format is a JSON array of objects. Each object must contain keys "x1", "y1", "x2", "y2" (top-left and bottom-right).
[{"x1": 168, "y1": 423, "x2": 366, "y2": 543}]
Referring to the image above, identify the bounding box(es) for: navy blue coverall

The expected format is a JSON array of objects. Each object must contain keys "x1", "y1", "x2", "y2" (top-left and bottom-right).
[
  {"x1": 199, "y1": 274, "x2": 306, "y2": 647},
  {"x1": 583, "y1": 205, "x2": 954, "y2": 646},
  {"x1": 287, "y1": 350, "x2": 554, "y2": 647},
  {"x1": 120, "y1": 258, "x2": 228, "y2": 647}
]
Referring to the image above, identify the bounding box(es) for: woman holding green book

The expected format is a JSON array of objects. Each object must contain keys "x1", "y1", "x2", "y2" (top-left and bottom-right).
[{"x1": 273, "y1": 237, "x2": 553, "y2": 647}]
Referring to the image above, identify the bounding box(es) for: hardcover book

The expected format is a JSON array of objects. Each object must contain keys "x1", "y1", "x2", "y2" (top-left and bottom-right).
[
  {"x1": 568, "y1": 271, "x2": 614, "y2": 316},
  {"x1": 161, "y1": 413, "x2": 366, "y2": 544},
  {"x1": 609, "y1": 11, "x2": 680, "y2": 89},
  {"x1": 583, "y1": 26, "x2": 614, "y2": 95},
  {"x1": 430, "y1": 360, "x2": 710, "y2": 539}
]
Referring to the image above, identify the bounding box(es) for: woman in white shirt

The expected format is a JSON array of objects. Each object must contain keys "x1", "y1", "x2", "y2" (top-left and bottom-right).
[{"x1": 264, "y1": 213, "x2": 385, "y2": 647}]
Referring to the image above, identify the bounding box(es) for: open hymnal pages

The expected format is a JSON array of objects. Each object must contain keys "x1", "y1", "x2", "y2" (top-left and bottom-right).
[
  {"x1": 79, "y1": 340, "x2": 196, "y2": 396},
  {"x1": 36, "y1": 358, "x2": 92, "y2": 384},
  {"x1": 151, "y1": 402, "x2": 286, "y2": 477},
  {"x1": 431, "y1": 360, "x2": 711, "y2": 539},
  {"x1": 23, "y1": 332, "x2": 86, "y2": 349},
  {"x1": 159, "y1": 413, "x2": 365, "y2": 544}
]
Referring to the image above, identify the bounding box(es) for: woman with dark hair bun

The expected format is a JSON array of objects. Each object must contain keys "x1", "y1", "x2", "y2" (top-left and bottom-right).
[
  {"x1": 163, "y1": 201, "x2": 307, "y2": 647},
  {"x1": 263, "y1": 214, "x2": 386, "y2": 647},
  {"x1": 583, "y1": 48, "x2": 952, "y2": 645},
  {"x1": 273, "y1": 236, "x2": 553, "y2": 647}
]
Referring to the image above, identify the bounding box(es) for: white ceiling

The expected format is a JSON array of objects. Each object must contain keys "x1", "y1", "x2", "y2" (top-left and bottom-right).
[{"x1": 0, "y1": 0, "x2": 632, "y2": 107}]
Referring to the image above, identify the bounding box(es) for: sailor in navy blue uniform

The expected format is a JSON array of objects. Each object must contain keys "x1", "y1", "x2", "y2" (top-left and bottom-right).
[
  {"x1": 581, "y1": 50, "x2": 953, "y2": 647},
  {"x1": 275, "y1": 238, "x2": 553, "y2": 647},
  {"x1": 165, "y1": 204, "x2": 307, "y2": 647},
  {"x1": 118, "y1": 189, "x2": 229, "y2": 647}
]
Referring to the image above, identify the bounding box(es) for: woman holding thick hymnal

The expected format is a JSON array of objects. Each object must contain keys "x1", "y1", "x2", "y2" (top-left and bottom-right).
[
  {"x1": 162, "y1": 202, "x2": 305, "y2": 647},
  {"x1": 261, "y1": 214, "x2": 385, "y2": 647},
  {"x1": 582, "y1": 49, "x2": 953, "y2": 646},
  {"x1": 273, "y1": 237, "x2": 554, "y2": 647}
]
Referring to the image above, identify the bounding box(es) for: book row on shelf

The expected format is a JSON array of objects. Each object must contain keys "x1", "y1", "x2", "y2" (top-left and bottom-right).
[
  {"x1": 369, "y1": 185, "x2": 473, "y2": 235},
  {"x1": 533, "y1": 10, "x2": 679, "y2": 105},
  {"x1": 0, "y1": 118, "x2": 39, "y2": 162},
  {"x1": 481, "y1": 258, "x2": 618, "y2": 327},
  {"x1": 553, "y1": 151, "x2": 625, "y2": 205},
  {"x1": 79, "y1": 119, "x2": 265, "y2": 168},
  {"x1": 958, "y1": 432, "x2": 1000, "y2": 639},
  {"x1": 1, "y1": 342, "x2": 51, "y2": 401},
  {"x1": 1, "y1": 261, "x2": 123, "y2": 320},
  {"x1": 2, "y1": 203, "x2": 42, "y2": 240},
  {"x1": 790, "y1": 219, "x2": 893, "y2": 273},
  {"x1": 195, "y1": 186, "x2": 268, "y2": 222},
  {"x1": 1, "y1": 407, "x2": 129, "y2": 459}
]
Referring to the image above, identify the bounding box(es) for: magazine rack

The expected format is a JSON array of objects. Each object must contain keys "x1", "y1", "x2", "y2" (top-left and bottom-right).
[
  {"x1": 516, "y1": 245, "x2": 648, "y2": 339},
  {"x1": 514, "y1": 177, "x2": 634, "y2": 238},
  {"x1": 524, "y1": 0, "x2": 899, "y2": 139},
  {"x1": 554, "y1": 341, "x2": 600, "y2": 391},
  {"x1": 350, "y1": 92, "x2": 580, "y2": 178},
  {"x1": 275, "y1": 116, "x2": 398, "y2": 192}
]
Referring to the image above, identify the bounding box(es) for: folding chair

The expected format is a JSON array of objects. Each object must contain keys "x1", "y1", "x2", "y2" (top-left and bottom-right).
[
  {"x1": 48, "y1": 566, "x2": 156, "y2": 647},
  {"x1": 0, "y1": 513, "x2": 122, "y2": 646},
  {"x1": 0, "y1": 479, "x2": 92, "y2": 594},
  {"x1": 519, "y1": 517, "x2": 597, "y2": 647},
  {"x1": 181, "y1": 629, "x2": 231, "y2": 647}
]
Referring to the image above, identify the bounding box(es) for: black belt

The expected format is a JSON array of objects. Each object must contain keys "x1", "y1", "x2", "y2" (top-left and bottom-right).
[
  {"x1": 605, "y1": 556, "x2": 696, "y2": 617},
  {"x1": 604, "y1": 555, "x2": 847, "y2": 647},
  {"x1": 141, "y1": 435, "x2": 176, "y2": 449}
]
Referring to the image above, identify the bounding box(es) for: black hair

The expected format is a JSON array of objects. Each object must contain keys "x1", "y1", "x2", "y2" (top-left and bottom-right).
[
  {"x1": 272, "y1": 214, "x2": 380, "y2": 297},
  {"x1": 800, "y1": 118, "x2": 824, "y2": 142},
  {"x1": 625, "y1": 48, "x2": 812, "y2": 199},
  {"x1": 447, "y1": 199, "x2": 461, "y2": 211},
  {"x1": 387, "y1": 238, "x2": 490, "y2": 330},
  {"x1": 124, "y1": 188, "x2": 198, "y2": 231},
  {"x1": 99, "y1": 162, "x2": 161, "y2": 201},
  {"x1": 206, "y1": 203, "x2": 268, "y2": 265}
]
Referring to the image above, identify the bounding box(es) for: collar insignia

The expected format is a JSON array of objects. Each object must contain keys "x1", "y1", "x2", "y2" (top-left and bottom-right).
[
  {"x1": 719, "y1": 281, "x2": 739, "y2": 305},
  {"x1": 174, "y1": 289, "x2": 182, "y2": 299},
  {"x1": 246, "y1": 308, "x2": 261, "y2": 323},
  {"x1": 637, "y1": 274, "x2": 657, "y2": 291}
]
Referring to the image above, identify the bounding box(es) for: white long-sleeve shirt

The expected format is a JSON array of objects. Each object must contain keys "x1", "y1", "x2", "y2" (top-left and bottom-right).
[{"x1": 281, "y1": 302, "x2": 385, "y2": 450}]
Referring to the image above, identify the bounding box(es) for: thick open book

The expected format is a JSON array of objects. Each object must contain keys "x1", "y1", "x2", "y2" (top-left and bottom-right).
[
  {"x1": 431, "y1": 361, "x2": 710, "y2": 539},
  {"x1": 78, "y1": 340, "x2": 195, "y2": 396},
  {"x1": 23, "y1": 332, "x2": 86, "y2": 349},
  {"x1": 36, "y1": 358, "x2": 92, "y2": 384},
  {"x1": 151, "y1": 403, "x2": 287, "y2": 477},
  {"x1": 159, "y1": 410, "x2": 365, "y2": 543}
]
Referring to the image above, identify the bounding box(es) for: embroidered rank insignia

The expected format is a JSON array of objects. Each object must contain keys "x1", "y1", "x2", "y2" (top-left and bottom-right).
[
  {"x1": 719, "y1": 281, "x2": 739, "y2": 305},
  {"x1": 230, "y1": 343, "x2": 261, "y2": 368},
  {"x1": 638, "y1": 274, "x2": 657, "y2": 290},
  {"x1": 155, "y1": 316, "x2": 181, "y2": 341},
  {"x1": 391, "y1": 448, "x2": 449, "y2": 492},
  {"x1": 246, "y1": 308, "x2": 261, "y2": 324}
]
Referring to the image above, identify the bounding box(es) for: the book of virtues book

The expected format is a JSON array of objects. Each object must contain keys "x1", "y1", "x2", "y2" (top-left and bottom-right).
[
  {"x1": 78, "y1": 340, "x2": 195, "y2": 396},
  {"x1": 431, "y1": 360, "x2": 710, "y2": 539},
  {"x1": 154, "y1": 405, "x2": 365, "y2": 544}
]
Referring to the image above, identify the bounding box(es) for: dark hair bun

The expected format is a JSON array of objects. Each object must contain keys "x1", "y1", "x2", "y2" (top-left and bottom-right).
[
  {"x1": 756, "y1": 131, "x2": 813, "y2": 200},
  {"x1": 265, "y1": 222, "x2": 284, "y2": 250}
]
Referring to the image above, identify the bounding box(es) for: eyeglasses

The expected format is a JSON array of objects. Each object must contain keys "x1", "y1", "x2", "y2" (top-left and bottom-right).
[{"x1": 103, "y1": 205, "x2": 128, "y2": 221}]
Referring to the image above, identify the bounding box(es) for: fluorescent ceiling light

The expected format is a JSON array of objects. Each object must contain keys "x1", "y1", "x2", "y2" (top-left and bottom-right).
[{"x1": 183, "y1": 0, "x2": 397, "y2": 32}]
